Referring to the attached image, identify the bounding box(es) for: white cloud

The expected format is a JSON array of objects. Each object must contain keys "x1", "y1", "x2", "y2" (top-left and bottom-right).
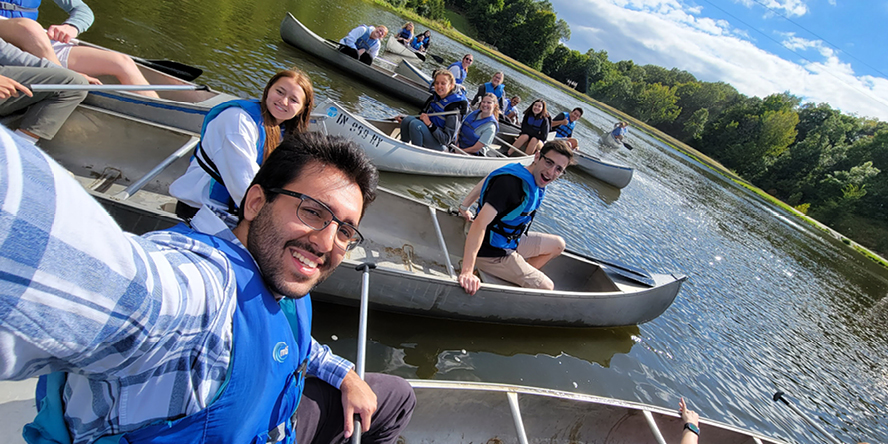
[
  {"x1": 552, "y1": 0, "x2": 888, "y2": 120},
  {"x1": 735, "y1": 0, "x2": 809, "y2": 17}
]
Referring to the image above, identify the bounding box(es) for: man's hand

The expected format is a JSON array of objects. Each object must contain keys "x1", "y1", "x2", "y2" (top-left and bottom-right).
[
  {"x1": 340, "y1": 370, "x2": 377, "y2": 439},
  {"x1": 458, "y1": 207, "x2": 474, "y2": 221},
  {"x1": 0, "y1": 75, "x2": 33, "y2": 99},
  {"x1": 458, "y1": 270, "x2": 481, "y2": 295},
  {"x1": 46, "y1": 24, "x2": 79, "y2": 43}
]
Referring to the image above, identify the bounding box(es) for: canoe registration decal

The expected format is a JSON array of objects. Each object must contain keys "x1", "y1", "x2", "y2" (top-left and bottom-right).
[
  {"x1": 326, "y1": 106, "x2": 338, "y2": 117},
  {"x1": 334, "y1": 112, "x2": 384, "y2": 148}
]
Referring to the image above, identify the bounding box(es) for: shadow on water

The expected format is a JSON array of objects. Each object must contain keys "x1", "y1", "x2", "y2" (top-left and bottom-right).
[{"x1": 311, "y1": 300, "x2": 639, "y2": 379}]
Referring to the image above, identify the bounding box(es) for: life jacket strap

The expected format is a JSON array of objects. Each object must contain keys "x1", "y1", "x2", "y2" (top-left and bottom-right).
[
  {"x1": 0, "y1": 2, "x2": 37, "y2": 11},
  {"x1": 194, "y1": 146, "x2": 237, "y2": 213}
]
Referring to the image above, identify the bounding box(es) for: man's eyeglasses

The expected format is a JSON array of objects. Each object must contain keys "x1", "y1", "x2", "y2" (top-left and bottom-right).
[
  {"x1": 268, "y1": 188, "x2": 364, "y2": 251},
  {"x1": 539, "y1": 154, "x2": 566, "y2": 176}
]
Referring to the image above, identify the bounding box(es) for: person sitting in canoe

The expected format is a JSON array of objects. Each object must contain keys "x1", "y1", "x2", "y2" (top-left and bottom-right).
[
  {"x1": 0, "y1": 17, "x2": 160, "y2": 98},
  {"x1": 0, "y1": 128, "x2": 417, "y2": 444},
  {"x1": 456, "y1": 93, "x2": 499, "y2": 156},
  {"x1": 471, "y1": 71, "x2": 505, "y2": 109},
  {"x1": 410, "y1": 29, "x2": 431, "y2": 53},
  {"x1": 169, "y1": 67, "x2": 314, "y2": 221},
  {"x1": 395, "y1": 22, "x2": 414, "y2": 45},
  {"x1": 612, "y1": 121, "x2": 629, "y2": 142},
  {"x1": 510, "y1": 99, "x2": 551, "y2": 156},
  {"x1": 394, "y1": 68, "x2": 467, "y2": 152},
  {"x1": 339, "y1": 24, "x2": 388, "y2": 65},
  {"x1": 502, "y1": 95, "x2": 520, "y2": 124},
  {"x1": 448, "y1": 53, "x2": 472, "y2": 91},
  {"x1": 0, "y1": 36, "x2": 86, "y2": 144},
  {"x1": 456, "y1": 139, "x2": 573, "y2": 294},
  {"x1": 551, "y1": 107, "x2": 583, "y2": 150}
]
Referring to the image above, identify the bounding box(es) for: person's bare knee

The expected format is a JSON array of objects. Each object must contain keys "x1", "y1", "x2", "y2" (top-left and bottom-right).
[{"x1": 0, "y1": 19, "x2": 57, "y2": 61}]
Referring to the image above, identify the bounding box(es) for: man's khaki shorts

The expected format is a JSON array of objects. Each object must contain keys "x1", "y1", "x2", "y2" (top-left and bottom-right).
[{"x1": 475, "y1": 232, "x2": 553, "y2": 289}]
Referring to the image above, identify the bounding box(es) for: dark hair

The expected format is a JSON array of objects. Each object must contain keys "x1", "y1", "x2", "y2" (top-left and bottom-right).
[
  {"x1": 524, "y1": 99, "x2": 549, "y2": 118},
  {"x1": 539, "y1": 139, "x2": 574, "y2": 165},
  {"x1": 240, "y1": 132, "x2": 378, "y2": 220},
  {"x1": 259, "y1": 68, "x2": 315, "y2": 161},
  {"x1": 572, "y1": 107, "x2": 584, "y2": 116}
]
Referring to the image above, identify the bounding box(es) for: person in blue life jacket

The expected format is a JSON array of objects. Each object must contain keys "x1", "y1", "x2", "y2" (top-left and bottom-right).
[
  {"x1": 339, "y1": 24, "x2": 388, "y2": 65},
  {"x1": 447, "y1": 53, "x2": 472, "y2": 91},
  {"x1": 502, "y1": 95, "x2": 521, "y2": 124},
  {"x1": 0, "y1": 16, "x2": 160, "y2": 98},
  {"x1": 551, "y1": 106, "x2": 583, "y2": 150},
  {"x1": 455, "y1": 139, "x2": 574, "y2": 294},
  {"x1": 394, "y1": 68, "x2": 468, "y2": 152},
  {"x1": 0, "y1": 130, "x2": 416, "y2": 444},
  {"x1": 170, "y1": 67, "x2": 315, "y2": 222},
  {"x1": 0, "y1": 0, "x2": 92, "y2": 45},
  {"x1": 395, "y1": 21, "x2": 413, "y2": 45},
  {"x1": 510, "y1": 99, "x2": 551, "y2": 156},
  {"x1": 456, "y1": 93, "x2": 499, "y2": 155},
  {"x1": 410, "y1": 29, "x2": 430, "y2": 52},
  {"x1": 470, "y1": 71, "x2": 505, "y2": 109},
  {"x1": 611, "y1": 121, "x2": 629, "y2": 142}
]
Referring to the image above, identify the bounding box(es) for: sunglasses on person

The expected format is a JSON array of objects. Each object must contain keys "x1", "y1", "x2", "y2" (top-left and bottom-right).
[{"x1": 268, "y1": 188, "x2": 364, "y2": 251}]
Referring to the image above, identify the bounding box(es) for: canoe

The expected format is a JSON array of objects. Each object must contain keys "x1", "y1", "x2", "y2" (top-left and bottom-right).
[
  {"x1": 314, "y1": 185, "x2": 687, "y2": 327},
  {"x1": 309, "y1": 99, "x2": 533, "y2": 177},
  {"x1": 602, "y1": 131, "x2": 626, "y2": 149},
  {"x1": 405, "y1": 380, "x2": 791, "y2": 444},
  {"x1": 280, "y1": 13, "x2": 432, "y2": 107},
  {"x1": 74, "y1": 39, "x2": 234, "y2": 133},
  {"x1": 394, "y1": 59, "x2": 431, "y2": 87},
  {"x1": 385, "y1": 34, "x2": 425, "y2": 62},
  {"x1": 574, "y1": 150, "x2": 634, "y2": 189}
]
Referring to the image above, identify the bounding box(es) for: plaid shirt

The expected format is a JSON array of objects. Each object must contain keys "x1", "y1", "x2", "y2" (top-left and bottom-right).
[{"x1": 0, "y1": 129, "x2": 353, "y2": 443}]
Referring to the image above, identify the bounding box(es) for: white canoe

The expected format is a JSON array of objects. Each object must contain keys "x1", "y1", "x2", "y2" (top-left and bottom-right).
[
  {"x1": 315, "y1": 185, "x2": 687, "y2": 327},
  {"x1": 385, "y1": 34, "x2": 425, "y2": 62},
  {"x1": 574, "y1": 150, "x2": 634, "y2": 189},
  {"x1": 280, "y1": 13, "x2": 432, "y2": 107},
  {"x1": 74, "y1": 39, "x2": 233, "y2": 133},
  {"x1": 602, "y1": 131, "x2": 626, "y2": 149},
  {"x1": 309, "y1": 100, "x2": 533, "y2": 177},
  {"x1": 395, "y1": 59, "x2": 432, "y2": 87}
]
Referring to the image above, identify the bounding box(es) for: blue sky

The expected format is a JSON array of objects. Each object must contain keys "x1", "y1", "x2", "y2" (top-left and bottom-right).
[{"x1": 548, "y1": 0, "x2": 888, "y2": 121}]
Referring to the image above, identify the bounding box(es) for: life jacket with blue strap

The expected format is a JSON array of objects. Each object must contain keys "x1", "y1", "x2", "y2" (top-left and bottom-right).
[
  {"x1": 410, "y1": 35, "x2": 428, "y2": 50},
  {"x1": 355, "y1": 26, "x2": 379, "y2": 53},
  {"x1": 426, "y1": 89, "x2": 467, "y2": 129},
  {"x1": 483, "y1": 82, "x2": 505, "y2": 99},
  {"x1": 0, "y1": 0, "x2": 41, "y2": 19},
  {"x1": 194, "y1": 99, "x2": 266, "y2": 212},
  {"x1": 458, "y1": 109, "x2": 498, "y2": 151},
  {"x1": 448, "y1": 61, "x2": 467, "y2": 84},
  {"x1": 478, "y1": 163, "x2": 545, "y2": 250},
  {"x1": 23, "y1": 224, "x2": 313, "y2": 444},
  {"x1": 397, "y1": 27, "x2": 411, "y2": 40},
  {"x1": 554, "y1": 112, "x2": 576, "y2": 138}
]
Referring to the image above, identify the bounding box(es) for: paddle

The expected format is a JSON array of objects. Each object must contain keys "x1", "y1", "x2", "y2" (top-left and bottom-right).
[
  {"x1": 30, "y1": 84, "x2": 210, "y2": 92},
  {"x1": 622, "y1": 141, "x2": 634, "y2": 150},
  {"x1": 772, "y1": 391, "x2": 844, "y2": 444},
  {"x1": 71, "y1": 39, "x2": 203, "y2": 82},
  {"x1": 428, "y1": 54, "x2": 445, "y2": 63},
  {"x1": 352, "y1": 263, "x2": 377, "y2": 444},
  {"x1": 564, "y1": 249, "x2": 655, "y2": 286},
  {"x1": 387, "y1": 110, "x2": 461, "y2": 120}
]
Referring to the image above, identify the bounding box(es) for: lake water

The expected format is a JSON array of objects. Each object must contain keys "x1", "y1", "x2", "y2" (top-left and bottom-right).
[{"x1": 41, "y1": 0, "x2": 888, "y2": 441}]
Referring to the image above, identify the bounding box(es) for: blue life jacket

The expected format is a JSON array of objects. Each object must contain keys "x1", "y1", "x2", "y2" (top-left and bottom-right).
[
  {"x1": 397, "y1": 27, "x2": 411, "y2": 40},
  {"x1": 410, "y1": 35, "x2": 428, "y2": 50},
  {"x1": 355, "y1": 26, "x2": 380, "y2": 53},
  {"x1": 0, "y1": 0, "x2": 41, "y2": 19},
  {"x1": 478, "y1": 163, "x2": 545, "y2": 250},
  {"x1": 194, "y1": 100, "x2": 266, "y2": 211},
  {"x1": 458, "y1": 109, "x2": 498, "y2": 150},
  {"x1": 483, "y1": 82, "x2": 505, "y2": 99},
  {"x1": 448, "y1": 61, "x2": 467, "y2": 84},
  {"x1": 554, "y1": 112, "x2": 576, "y2": 138},
  {"x1": 526, "y1": 115, "x2": 546, "y2": 132},
  {"x1": 426, "y1": 89, "x2": 467, "y2": 129},
  {"x1": 24, "y1": 224, "x2": 313, "y2": 444}
]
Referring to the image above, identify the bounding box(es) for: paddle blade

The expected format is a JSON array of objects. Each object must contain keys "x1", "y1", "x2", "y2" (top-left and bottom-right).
[
  {"x1": 415, "y1": 52, "x2": 426, "y2": 62},
  {"x1": 141, "y1": 59, "x2": 203, "y2": 81},
  {"x1": 430, "y1": 54, "x2": 445, "y2": 63},
  {"x1": 623, "y1": 142, "x2": 634, "y2": 150}
]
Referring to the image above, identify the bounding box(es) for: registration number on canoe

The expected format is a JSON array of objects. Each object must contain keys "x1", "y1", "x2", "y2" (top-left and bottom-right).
[{"x1": 335, "y1": 113, "x2": 384, "y2": 148}]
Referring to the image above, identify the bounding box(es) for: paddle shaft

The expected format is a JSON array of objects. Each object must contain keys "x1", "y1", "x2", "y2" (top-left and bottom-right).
[
  {"x1": 564, "y1": 249, "x2": 653, "y2": 281},
  {"x1": 390, "y1": 110, "x2": 460, "y2": 120},
  {"x1": 773, "y1": 392, "x2": 843, "y2": 444},
  {"x1": 352, "y1": 263, "x2": 376, "y2": 444},
  {"x1": 71, "y1": 38, "x2": 203, "y2": 81},
  {"x1": 30, "y1": 84, "x2": 209, "y2": 92}
]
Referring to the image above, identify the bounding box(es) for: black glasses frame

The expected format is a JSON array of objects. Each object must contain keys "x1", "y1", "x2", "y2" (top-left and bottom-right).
[{"x1": 267, "y1": 188, "x2": 364, "y2": 251}]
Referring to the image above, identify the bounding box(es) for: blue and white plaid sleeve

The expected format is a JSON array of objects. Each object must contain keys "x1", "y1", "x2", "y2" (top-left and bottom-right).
[{"x1": 307, "y1": 337, "x2": 354, "y2": 389}]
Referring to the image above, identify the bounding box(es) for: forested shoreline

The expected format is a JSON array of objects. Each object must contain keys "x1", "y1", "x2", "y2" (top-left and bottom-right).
[{"x1": 391, "y1": 0, "x2": 887, "y2": 258}]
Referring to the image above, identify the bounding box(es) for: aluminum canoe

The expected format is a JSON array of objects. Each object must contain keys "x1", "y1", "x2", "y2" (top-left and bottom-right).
[
  {"x1": 574, "y1": 149, "x2": 634, "y2": 189},
  {"x1": 394, "y1": 59, "x2": 432, "y2": 87},
  {"x1": 279, "y1": 13, "x2": 432, "y2": 107},
  {"x1": 315, "y1": 185, "x2": 687, "y2": 327},
  {"x1": 310, "y1": 100, "x2": 533, "y2": 177},
  {"x1": 384, "y1": 34, "x2": 424, "y2": 63}
]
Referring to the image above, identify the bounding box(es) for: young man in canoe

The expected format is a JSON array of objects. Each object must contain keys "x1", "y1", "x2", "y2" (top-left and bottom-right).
[
  {"x1": 456, "y1": 139, "x2": 573, "y2": 295},
  {"x1": 551, "y1": 107, "x2": 583, "y2": 149},
  {"x1": 0, "y1": 130, "x2": 415, "y2": 443},
  {"x1": 339, "y1": 24, "x2": 388, "y2": 65}
]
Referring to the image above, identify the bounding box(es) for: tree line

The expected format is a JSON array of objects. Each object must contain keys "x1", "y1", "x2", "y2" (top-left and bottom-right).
[{"x1": 395, "y1": 0, "x2": 887, "y2": 256}]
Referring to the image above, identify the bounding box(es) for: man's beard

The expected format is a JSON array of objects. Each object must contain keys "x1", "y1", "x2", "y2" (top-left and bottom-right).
[{"x1": 247, "y1": 204, "x2": 337, "y2": 298}]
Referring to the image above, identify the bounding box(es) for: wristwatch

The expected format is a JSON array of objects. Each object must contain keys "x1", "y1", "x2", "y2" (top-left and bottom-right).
[{"x1": 683, "y1": 422, "x2": 700, "y2": 436}]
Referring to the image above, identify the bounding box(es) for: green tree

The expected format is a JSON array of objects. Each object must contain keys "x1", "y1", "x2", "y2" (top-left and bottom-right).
[{"x1": 635, "y1": 83, "x2": 681, "y2": 125}]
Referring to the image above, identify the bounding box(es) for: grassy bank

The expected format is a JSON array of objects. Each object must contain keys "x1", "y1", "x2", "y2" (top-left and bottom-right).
[{"x1": 365, "y1": 0, "x2": 888, "y2": 270}]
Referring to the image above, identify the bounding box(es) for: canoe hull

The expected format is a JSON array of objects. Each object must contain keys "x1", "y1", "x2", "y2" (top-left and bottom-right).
[
  {"x1": 574, "y1": 151, "x2": 634, "y2": 188},
  {"x1": 395, "y1": 60, "x2": 431, "y2": 87},
  {"x1": 310, "y1": 100, "x2": 532, "y2": 177},
  {"x1": 385, "y1": 35, "x2": 423, "y2": 62},
  {"x1": 280, "y1": 13, "x2": 431, "y2": 107}
]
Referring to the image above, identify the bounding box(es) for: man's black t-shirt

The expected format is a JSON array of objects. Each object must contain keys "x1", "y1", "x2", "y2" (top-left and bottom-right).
[{"x1": 477, "y1": 174, "x2": 525, "y2": 257}]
